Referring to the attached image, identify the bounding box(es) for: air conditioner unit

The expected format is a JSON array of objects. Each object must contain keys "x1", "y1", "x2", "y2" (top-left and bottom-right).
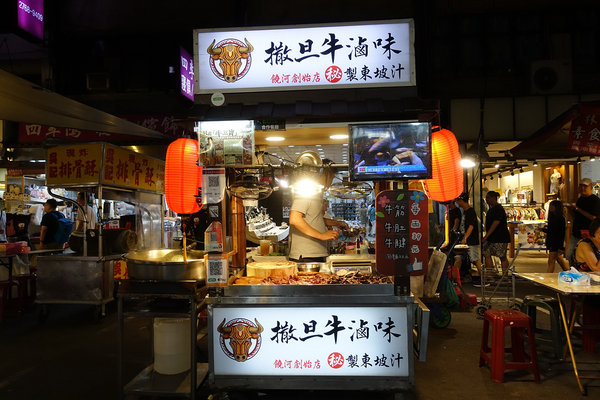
[
  {"x1": 86, "y1": 72, "x2": 110, "y2": 91},
  {"x1": 530, "y1": 59, "x2": 572, "y2": 94}
]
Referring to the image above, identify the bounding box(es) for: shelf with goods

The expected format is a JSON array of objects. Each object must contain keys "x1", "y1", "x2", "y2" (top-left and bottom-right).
[{"x1": 503, "y1": 204, "x2": 547, "y2": 256}]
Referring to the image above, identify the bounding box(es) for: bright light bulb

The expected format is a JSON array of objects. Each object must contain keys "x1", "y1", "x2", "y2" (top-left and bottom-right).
[
  {"x1": 292, "y1": 178, "x2": 323, "y2": 196},
  {"x1": 266, "y1": 136, "x2": 285, "y2": 142},
  {"x1": 460, "y1": 158, "x2": 476, "y2": 168}
]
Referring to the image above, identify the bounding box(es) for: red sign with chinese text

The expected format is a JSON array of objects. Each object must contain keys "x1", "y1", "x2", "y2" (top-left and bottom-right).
[
  {"x1": 568, "y1": 103, "x2": 600, "y2": 155},
  {"x1": 375, "y1": 189, "x2": 428, "y2": 277},
  {"x1": 19, "y1": 123, "x2": 151, "y2": 143}
]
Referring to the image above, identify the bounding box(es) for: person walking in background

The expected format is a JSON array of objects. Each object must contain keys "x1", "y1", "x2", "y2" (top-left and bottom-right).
[
  {"x1": 40, "y1": 199, "x2": 66, "y2": 250},
  {"x1": 566, "y1": 178, "x2": 600, "y2": 260},
  {"x1": 482, "y1": 190, "x2": 511, "y2": 273},
  {"x1": 455, "y1": 193, "x2": 484, "y2": 286},
  {"x1": 544, "y1": 199, "x2": 570, "y2": 272}
]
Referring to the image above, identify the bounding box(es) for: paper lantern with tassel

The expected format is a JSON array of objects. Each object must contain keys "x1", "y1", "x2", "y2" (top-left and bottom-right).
[
  {"x1": 424, "y1": 128, "x2": 463, "y2": 202},
  {"x1": 165, "y1": 138, "x2": 202, "y2": 214}
]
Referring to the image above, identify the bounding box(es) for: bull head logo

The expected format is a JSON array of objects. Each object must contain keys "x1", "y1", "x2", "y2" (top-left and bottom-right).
[
  {"x1": 217, "y1": 317, "x2": 263, "y2": 362},
  {"x1": 207, "y1": 38, "x2": 254, "y2": 83}
]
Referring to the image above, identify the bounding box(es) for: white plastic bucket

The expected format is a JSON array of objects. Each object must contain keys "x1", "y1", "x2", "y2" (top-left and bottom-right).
[{"x1": 153, "y1": 318, "x2": 191, "y2": 375}]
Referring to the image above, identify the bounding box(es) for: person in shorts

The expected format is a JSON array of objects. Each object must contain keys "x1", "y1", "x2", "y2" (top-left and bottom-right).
[
  {"x1": 455, "y1": 193, "x2": 484, "y2": 286},
  {"x1": 482, "y1": 190, "x2": 511, "y2": 273}
]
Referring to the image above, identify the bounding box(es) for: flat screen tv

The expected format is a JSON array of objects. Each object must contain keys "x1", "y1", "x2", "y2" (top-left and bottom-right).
[{"x1": 349, "y1": 121, "x2": 432, "y2": 181}]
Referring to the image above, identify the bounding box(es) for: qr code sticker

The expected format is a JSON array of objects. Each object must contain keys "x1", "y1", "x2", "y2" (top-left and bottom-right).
[
  {"x1": 208, "y1": 176, "x2": 220, "y2": 187},
  {"x1": 208, "y1": 260, "x2": 223, "y2": 276}
]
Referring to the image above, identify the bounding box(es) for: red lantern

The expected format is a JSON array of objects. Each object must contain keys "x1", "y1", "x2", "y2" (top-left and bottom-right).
[
  {"x1": 424, "y1": 128, "x2": 463, "y2": 202},
  {"x1": 165, "y1": 138, "x2": 203, "y2": 214}
]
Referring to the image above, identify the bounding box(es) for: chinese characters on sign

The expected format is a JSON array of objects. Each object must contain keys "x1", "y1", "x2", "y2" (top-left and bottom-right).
[
  {"x1": 196, "y1": 120, "x2": 254, "y2": 166},
  {"x1": 213, "y1": 306, "x2": 409, "y2": 377},
  {"x1": 46, "y1": 143, "x2": 164, "y2": 193},
  {"x1": 568, "y1": 104, "x2": 600, "y2": 155},
  {"x1": 180, "y1": 46, "x2": 195, "y2": 101},
  {"x1": 375, "y1": 190, "x2": 429, "y2": 276},
  {"x1": 102, "y1": 144, "x2": 165, "y2": 192},
  {"x1": 195, "y1": 20, "x2": 415, "y2": 93},
  {"x1": 18, "y1": 123, "x2": 144, "y2": 143}
]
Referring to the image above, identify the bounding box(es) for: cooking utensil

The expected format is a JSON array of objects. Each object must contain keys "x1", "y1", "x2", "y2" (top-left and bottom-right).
[
  {"x1": 297, "y1": 262, "x2": 326, "y2": 273},
  {"x1": 125, "y1": 249, "x2": 206, "y2": 281}
]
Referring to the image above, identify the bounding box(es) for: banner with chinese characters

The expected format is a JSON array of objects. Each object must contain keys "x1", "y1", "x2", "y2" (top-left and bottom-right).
[
  {"x1": 212, "y1": 306, "x2": 409, "y2": 377},
  {"x1": 19, "y1": 123, "x2": 147, "y2": 143},
  {"x1": 568, "y1": 103, "x2": 600, "y2": 155},
  {"x1": 194, "y1": 19, "x2": 415, "y2": 93},
  {"x1": 46, "y1": 143, "x2": 165, "y2": 193},
  {"x1": 375, "y1": 189, "x2": 428, "y2": 277},
  {"x1": 46, "y1": 143, "x2": 103, "y2": 185},
  {"x1": 101, "y1": 144, "x2": 165, "y2": 192},
  {"x1": 180, "y1": 46, "x2": 195, "y2": 101}
]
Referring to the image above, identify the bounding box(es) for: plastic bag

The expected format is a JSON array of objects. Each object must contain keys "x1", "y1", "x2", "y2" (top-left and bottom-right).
[{"x1": 558, "y1": 267, "x2": 591, "y2": 286}]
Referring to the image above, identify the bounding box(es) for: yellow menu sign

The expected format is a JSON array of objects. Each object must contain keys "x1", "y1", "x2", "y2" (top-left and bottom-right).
[
  {"x1": 46, "y1": 143, "x2": 103, "y2": 185},
  {"x1": 46, "y1": 143, "x2": 165, "y2": 193}
]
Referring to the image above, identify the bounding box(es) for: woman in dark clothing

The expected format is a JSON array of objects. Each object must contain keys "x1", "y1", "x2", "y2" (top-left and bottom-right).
[
  {"x1": 572, "y1": 217, "x2": 600, "y2": 272},
  {"x1": 545, "y1": 200, "x2": 570, "y2": 272}
]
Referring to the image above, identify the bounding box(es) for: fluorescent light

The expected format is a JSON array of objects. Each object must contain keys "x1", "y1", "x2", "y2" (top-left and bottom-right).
[
  {"x1": 330, "y1": 134, "x2": 348, "y2": 140},
  {"x1": 343, "y1": 143, "x2": 348, "y2": 146},
  {"x1": 316, "y1": 144, "x2": 322, "y2": 147},
  {"x1": 266, "y1": 136, "x2": 285, "y2": 142},
  {"x1": 288, "y1": 145, "x2": 295, "y2": 148},
  {"x1": 494, "y1": 163, "x2": 500, "y2": 168}
]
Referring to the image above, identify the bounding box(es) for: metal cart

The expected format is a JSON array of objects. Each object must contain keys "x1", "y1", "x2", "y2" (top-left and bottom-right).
[
  {"x1": 36, "y1": 142, "x2": 165, "y2": 319},
  {"x1": 117, "y1": 279, "x2": 208, "y2": 399},
  {"x1": 475, "y1": 246, "x2": 522, "y2": 318}
]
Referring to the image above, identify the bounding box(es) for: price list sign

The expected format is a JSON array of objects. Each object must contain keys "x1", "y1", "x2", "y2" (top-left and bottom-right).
[{"x1": 375, "y1": 190, "x2": 428, "y2": 277}]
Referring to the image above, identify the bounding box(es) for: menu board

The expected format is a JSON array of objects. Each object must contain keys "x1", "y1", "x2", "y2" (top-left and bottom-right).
[
  {"x1": 375, "y1": 189, "x2": 428, "y2": 277},
  {"x1": 46, "y1": 143, "x2": 165, "y2": 193}
]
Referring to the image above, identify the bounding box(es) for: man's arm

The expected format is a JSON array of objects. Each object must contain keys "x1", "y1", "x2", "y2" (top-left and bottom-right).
[
  {"x1": 323, "y1": 218, "x2": 349, "y2": 230},
  {"x1": 289, "y1": 211, "x2": 339, "y2": 241},
  {"x1": 482, "y1": 220, "x2": 500, "y2": 242},
  {"x1": 40, "y1": 225, "x2": 47, "y2": 248},
  {"x1": 462, "y1": 225, "x2": 474, "y2": 244}
]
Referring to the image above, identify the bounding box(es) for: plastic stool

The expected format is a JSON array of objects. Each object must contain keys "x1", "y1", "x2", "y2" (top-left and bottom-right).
[
  {"x1": 521, "y1": 294, "x2": 564, "y2": 359},
  {"x1": 479, "y1": 309, "x2": 541, "y2": 383}
]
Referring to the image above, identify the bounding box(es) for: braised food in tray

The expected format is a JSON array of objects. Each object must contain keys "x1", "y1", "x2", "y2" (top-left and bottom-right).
[{"x1": 234, "y1": 270, "x2": 391, "y2": 285}]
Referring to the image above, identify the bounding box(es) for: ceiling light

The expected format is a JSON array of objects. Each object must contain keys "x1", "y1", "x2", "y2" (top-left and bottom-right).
[
  {"x1": 266, "y1": 136, "x2": 284, "y2": 142},
  {"x1": 288, "y1": 145, "x2": 295, "y2": 148},
  {"x1": 316, "y1": 144, "x2": 322, "y2": 147},
  {"x1": 330, "y1": 134, "x2": 348, "y2": 140},
  {"x1": 460, "y1": 157, "x2": 476, "y2": 168},
  {"x1": 343, "y1": 143, "x2": 348, "y2": 146},
  {"x1": 591, "y1": 156, "x2": 596, "y2": 162},
  {"x1": 533, "y1": 160, "x2": 538, "y2": 166},
  {"x1": 577, "y1": 156, "x2": 582, "y2": 164},
  {"x1": 295, "y1": 152, "x2": 301, "y2": 155},
  {"x1": 494, "y1": 163, "x2": 500, "y2": 168}
]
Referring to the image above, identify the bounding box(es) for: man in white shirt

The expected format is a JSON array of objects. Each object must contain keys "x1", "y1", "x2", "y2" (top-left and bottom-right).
[{"x1": 75, "y1": 192, "x2": 97, "y2": 232}]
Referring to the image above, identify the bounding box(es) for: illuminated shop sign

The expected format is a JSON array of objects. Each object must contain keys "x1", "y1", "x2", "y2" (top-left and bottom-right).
[
  {"x1": 212, "y1": 306, "x2": 409, "y2": 377},
  {"x1": 180, "y1": 46, "x2": 195, "y2": 100},
  {"x1": 17, "y1": 0, "x2": 44, "y2": 40},
  {"x1": 194, "y1": 20, "x2": 415, "y2": 93}
]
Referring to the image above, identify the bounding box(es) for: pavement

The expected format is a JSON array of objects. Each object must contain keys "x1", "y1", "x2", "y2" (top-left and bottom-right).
[{"x1": 0, "y1": 251, "x2": 599, "y2": 399}]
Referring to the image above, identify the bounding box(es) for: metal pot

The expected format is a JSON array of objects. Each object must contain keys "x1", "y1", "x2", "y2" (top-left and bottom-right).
[
  {"x1": 124, "y1": 249, "x2": 206, "y2": 281},
  {"x1": 297, "y1": 262, "x2": 326, "y2": 273}
]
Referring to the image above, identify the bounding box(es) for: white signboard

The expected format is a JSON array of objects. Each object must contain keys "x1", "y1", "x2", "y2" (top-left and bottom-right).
[
  {"x1": 194, "y1": 20, "x2": 415, "y2": 93},
  {"x1": 212, "y1": 306, "x2": 409, "y2": 377}
]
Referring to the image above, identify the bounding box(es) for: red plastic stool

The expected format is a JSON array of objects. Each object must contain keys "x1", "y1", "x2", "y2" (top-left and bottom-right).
[{"x1": 479, "y1": 309, "x2": 540, "y2": 383}]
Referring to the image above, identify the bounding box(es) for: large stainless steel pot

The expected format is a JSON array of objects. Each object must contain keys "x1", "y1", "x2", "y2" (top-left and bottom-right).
[
  {"x1": 125, "y1": 249, "x2": 206, "y2": 281},
  {"x1": 297, "y1": 262, "x2": 326, "y2": 273}
]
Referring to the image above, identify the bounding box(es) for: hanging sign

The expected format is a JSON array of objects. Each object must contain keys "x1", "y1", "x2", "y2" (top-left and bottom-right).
[
  {"x1": 194, "y1": 19, "x2": 415, "y2": 93},
  {"x1": 568, "y1": 103, "x2": 600, "y2": 155},
  {"x1": 18, "y1": 123, "x2": 146, "y2": 143},
  {"x1": 212, "y1": 306, "x2": 409, "y2": 377},
  {"x1": 46, "y1": 143, "x2": 165, "y2": 193},
  {"x1": 375, "y1": 189, "x2": 428, "y2": 277}
]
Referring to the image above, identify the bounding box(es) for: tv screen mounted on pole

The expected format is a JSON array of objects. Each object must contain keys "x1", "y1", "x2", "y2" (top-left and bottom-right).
[{"x1": 349, "y1": 122, "x2": 432, "y2": 181}]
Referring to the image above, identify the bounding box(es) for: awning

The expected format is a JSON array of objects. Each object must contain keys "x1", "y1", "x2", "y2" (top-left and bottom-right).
[
  {"x1": 509, "y1": 105, "x2": 578, "y2": 159},
  {"x1": 0, "y1": 69, "x2": 167, "y2": 139}
]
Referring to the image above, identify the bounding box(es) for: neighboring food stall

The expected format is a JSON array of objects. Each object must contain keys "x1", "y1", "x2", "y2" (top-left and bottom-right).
[{"x1": 36, "y1": 142, "x2": 165, "y2": 318}]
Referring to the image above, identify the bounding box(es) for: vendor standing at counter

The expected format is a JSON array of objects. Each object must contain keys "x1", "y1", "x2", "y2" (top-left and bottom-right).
[
  {"x1": 75, "y1": 192, "x2": 97, "y2": 232},
  {"x1": 289, "y1": 194, "x2": 349, "y2": 262}
]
